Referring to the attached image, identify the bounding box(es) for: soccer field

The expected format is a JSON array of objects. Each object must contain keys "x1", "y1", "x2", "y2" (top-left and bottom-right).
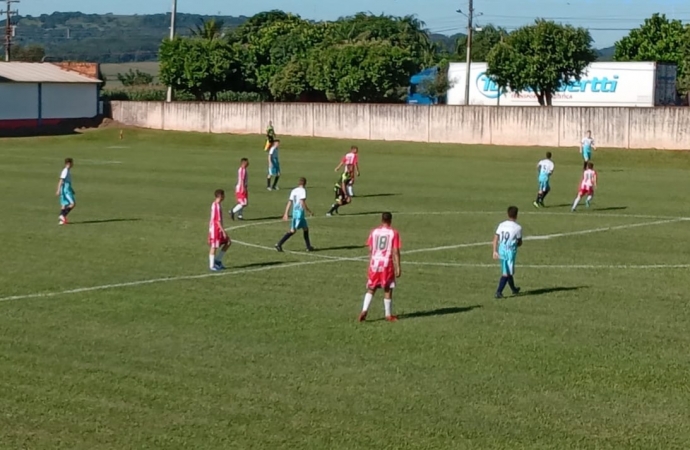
[{"x1": 2, "y1": 129, "x2": 690, "y2": 449}]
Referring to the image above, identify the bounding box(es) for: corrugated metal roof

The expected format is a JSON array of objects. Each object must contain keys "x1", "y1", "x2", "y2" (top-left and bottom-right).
[{"x1": 0, "y1": 62, "x2": 101, "y2": 83}]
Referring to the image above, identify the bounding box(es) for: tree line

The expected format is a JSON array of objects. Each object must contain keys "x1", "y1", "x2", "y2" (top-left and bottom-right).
[{"x1": 153, "y1": 11, "x2": 689, "y2": 105}]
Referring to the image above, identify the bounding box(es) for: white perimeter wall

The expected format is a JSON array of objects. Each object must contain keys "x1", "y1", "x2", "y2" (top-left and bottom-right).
[{"x1": 110, "y1": 102, "x2": 690, "y2": 150}]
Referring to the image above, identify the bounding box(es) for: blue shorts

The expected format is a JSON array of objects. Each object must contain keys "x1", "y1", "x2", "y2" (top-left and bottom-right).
[
  {"x1": 60, "y1": 188, "x2": 75, "y2": 206},
  {"x1": 538, "y1": 179, "x2": 550, "y2": 192},
  {"x1": 291, "y1": 216, "x2": 307, "y2": 231},
  {"x1": 500, "y1": 255, "x2": 516, "y2": 276},
  {"x1": 582, "y1": 151, "x2": 591, "y2": 161},
  {"x1": 268, "y1": 163, "x2": 280, "y2": 176}
]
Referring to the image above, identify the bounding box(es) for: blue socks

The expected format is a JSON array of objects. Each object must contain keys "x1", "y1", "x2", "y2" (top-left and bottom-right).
[
  {"x1": 497, "y1": 276, "x2": 508, "y2": 295},
  {"x1": 507, "y1": 276, "x2": 517, "y2": 292}
]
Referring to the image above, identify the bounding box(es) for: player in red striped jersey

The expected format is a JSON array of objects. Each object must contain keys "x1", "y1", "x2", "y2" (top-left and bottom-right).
[
  {"x1": 358, "y1": 212, "x2": 402, "y2": 322},
  {"x1": 230, "y1": 158, "x2": 249, "y2": 220},
  {"x1": 209, "y1": 189, "x2": 231, "y2": 271},
  {"x1": 334, "y1": 145, "x2": 360, "y2": 197}
]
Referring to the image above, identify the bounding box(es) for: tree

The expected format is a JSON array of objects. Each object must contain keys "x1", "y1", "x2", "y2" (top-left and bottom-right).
[
  {"x1": 234, "y1": 13, "x2": 327, "y2": 96},
  {"x1": 486, "y1": 20, "x2": 597, "y2": 106},
  {"x1": 455, "y1": 25, "x2": 507, "y2": 61},
  {"x1": 327, "y1": 13, "x2": 434, "y2": 67},
  {"x1": 12, "y1": 44, "x2": 45, "y2": 62},
  {"x1": 306, "y1": 40, "x2": 418, "y2": 102},
  {"x1": 417, "y1": 60, "x2": 455, "y2": 103},
  {"x1": 117, "y1": 69, "x2": 154, "y2": 86},
  {"x1": 159, "y1": 37, "x2": 241, "y2": 100},
  {"x1": 614, "y1": 13, "x2": 690, "y2": 94},
  {"x1": 189, "y1": 18, "x2": 226, "y2": 40}
]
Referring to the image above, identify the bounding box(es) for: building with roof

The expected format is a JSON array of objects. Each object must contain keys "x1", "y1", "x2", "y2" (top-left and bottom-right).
[{"x1": 0, "y1": 62, "x2": 101, "y2": 131}]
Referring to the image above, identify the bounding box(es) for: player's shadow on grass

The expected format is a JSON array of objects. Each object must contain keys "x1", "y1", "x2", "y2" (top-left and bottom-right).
[
  {"x1": 315, "y1": 244, "x2": 366, "y2": 252},
  {"x1": 397, "y1": 305, "x2": 482, "y2": 320},
  {"x1": 340, "y1": 211, "x2": 385, "y2": 216},
  {"x1": 593, "y1": 206, "x2": 627, "y2": 211},
  {"x1": 234, "y1": 261, "x2": 284, "y2": 269},
  {"x1": 245, "y1": 216, "x2": 283, "y2": 221},
  {"x1": 519, "y1": 286, "x2": 586, "y2": 297},
  {"x1": 356, "y1": 193, "x2": 400, "y2": 198},
  {"x1": 71, "y1": 218, "x2": 141, "y2": 225}
]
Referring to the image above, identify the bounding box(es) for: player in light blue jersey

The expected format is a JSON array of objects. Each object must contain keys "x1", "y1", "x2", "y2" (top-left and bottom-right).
[
  {"x1": 275, "y1": 177, "x2": 315, "y2": 252},
  {"x1": 533, "y1": 152, "x2": 554, "y2": 208},
  {"x1": 492, "y1": 206, "x2": 522, "y2": 299},
  {"x1": 267, "y1": 139, "x2": 281, "y2": 190},
  {"x1": 56, "y1": 157, "x2": 76, "y2": 225},
  {"x1": 580, "y1": 130, "x2": 595, "y2": 171}
]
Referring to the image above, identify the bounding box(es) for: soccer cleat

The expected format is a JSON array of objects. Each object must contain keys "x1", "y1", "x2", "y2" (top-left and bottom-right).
[
  {"x1": 306, "y1": 246, "x2": 315, "y2": 252},
  {"x1": 229, "y1": 210, "x2": 235, "y2": 221},
  {"x1": 267, "y1": 187, "x2": 273, "y2": 191},
  {"x1": 358, "y1": 311, "x2": 368, "y2": 322},
  {"x1": 274, "y1": 244, "x2": 284, "y2": 252},
  {"x1": 385, "y1": 315, "x2": 398, "y2": 322},
  {"x1": 495, "y1": 292, "x2": 504, "y2": 299},
  {"x1": 511, "y1": 287, "x2": 521, "y2": 296},
  {"x1": 273, "y1": 187, "x2": 280, "y2": 191},
  {"x1": 237, "y1": 215, "x2": 244, "y2": 220},
  {"x1": 215, "y1": 262, "x2": 227, "y2": 270},
  {"x1": 326, "y1": 213, "x2": 332, "y2": 217},
  {"x1": 585, "y1": 199, "x2": 591, "y2": 208},
  {"x1": 533, "y1": 201, "x2": 540, "y2": 208},
  {"x1": 210, "y1": 266, "x2": 222, "y2": 272}
]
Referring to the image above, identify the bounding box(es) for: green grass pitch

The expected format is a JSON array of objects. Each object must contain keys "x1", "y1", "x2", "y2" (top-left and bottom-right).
[{"x1": 1, "y1": 128, "x2": 690, "y2": 449}]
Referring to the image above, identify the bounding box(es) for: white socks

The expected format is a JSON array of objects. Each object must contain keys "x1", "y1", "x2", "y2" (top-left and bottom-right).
[
  {"x1": 586, "y1": 195, "x2": 592, "y2": 203},
  {"x1": 572, "y1": 196, "x2": 581, "y2": 209},
  {"x1": 362, "y1": 293, "x2": 373, "y2": 312},
  {"x1": 232, "y1": 204, "x2": 243, "y2": 214},
  {"x1": 362, "y1": 293, "x2": 393, "y2": 316},
  {"x1": 209, "y1": 254, "x2": 216, "y2": 269},
  {"x1": 347, "y1": 185, "x2": 354, "y2": 196}
]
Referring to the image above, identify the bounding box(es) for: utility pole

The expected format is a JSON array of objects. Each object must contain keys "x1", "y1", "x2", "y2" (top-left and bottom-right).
[
  {"x1": 1, "y1": 0, "x2": 19, "y2": 62},
  {"x1": 166, "y1": 0, "x2": 177, "y2": 102},
  {"x1": 457, "y1": 2, "x2": 481, "y2": 106}
]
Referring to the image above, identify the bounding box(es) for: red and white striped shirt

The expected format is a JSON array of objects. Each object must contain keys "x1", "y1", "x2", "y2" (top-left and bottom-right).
[
  {"x1": 236, "y1": 166, "x2": 248, "y2": 193},
  {"x1": 209, "y1": 201, "x2": 223, "y2": 233},
  {"x1": 342, "y1": 152, "x2": 358, "y2": 166},
  {"x1": 366, "y1": 225, "x2": 401, "y2": 275},
  {"x1": 580, "y1": 169, "x2": 597, "y2": 188}
]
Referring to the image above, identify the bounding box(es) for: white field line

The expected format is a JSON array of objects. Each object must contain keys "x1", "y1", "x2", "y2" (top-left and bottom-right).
[
  {"x1": 0, "y1": 215, "x2": 685, "y2": 304},
  {"x1": 402, "y1": 262, "x2": 690, "y2": 269},
  {"x1": 235, "y1": 217, "x2": 685, "y2": 259},
  {"x1": 4, "y1": 154, "x2": 122, "y2": 164},
  {"x1": 0, "y1": 258, "x2": 342, "y2": 303}
]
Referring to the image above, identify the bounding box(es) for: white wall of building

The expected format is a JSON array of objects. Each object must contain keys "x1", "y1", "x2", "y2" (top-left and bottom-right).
[
  {"x1": 0, "y1": 83, "x2": 39, "y2": 120},
  {"x1": 0, "y1": 82, "x2": 98, "y2": 121},
  {"x1": 41, "y1": 83, "x2": 98, "y2": 119}
]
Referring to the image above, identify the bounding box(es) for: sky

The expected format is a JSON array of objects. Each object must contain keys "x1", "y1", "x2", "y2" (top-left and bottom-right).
[{"x1": 21, "y1": 0, "x2": 690, "y2": 47}]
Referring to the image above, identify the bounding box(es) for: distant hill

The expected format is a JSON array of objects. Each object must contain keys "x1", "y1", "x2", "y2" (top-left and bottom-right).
[
  {"x1": 430, "y1": 33, "x2": 465, "y2": 53},
  {"x1": 0, "y1": 12, "x2": 617, "y2": 64},
  {"x1": 2, "y1": 12, "x2": 247, "y2": 63},
  {"x1": 596, "y1": 46, "x2": 615, "y2": 61}
]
